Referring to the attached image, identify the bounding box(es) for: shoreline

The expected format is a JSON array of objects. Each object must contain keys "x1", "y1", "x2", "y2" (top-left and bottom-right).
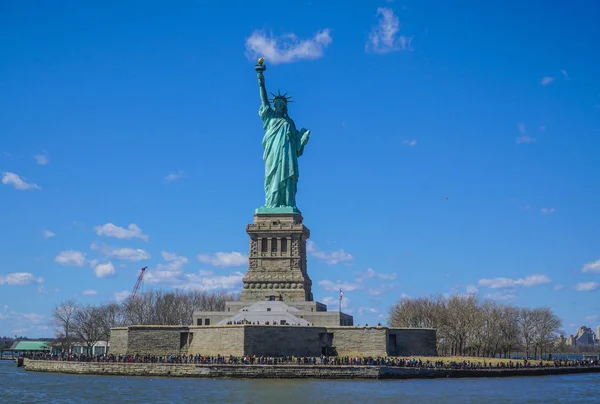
[{"x1": 22, "y1": 359, "x2": 600, "y2": 380}]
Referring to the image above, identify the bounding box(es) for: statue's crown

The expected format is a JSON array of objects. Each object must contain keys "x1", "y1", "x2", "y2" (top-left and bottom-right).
[{"x1": 269, "y1": 90, "x2": 293, "y2": 103}]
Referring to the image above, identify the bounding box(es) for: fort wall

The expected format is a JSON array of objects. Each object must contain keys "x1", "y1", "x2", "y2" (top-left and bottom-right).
[
  {"x1": 188, "y1": 326, "x2": 244, "y2": 356},
  {"x1": 23, "y1": 359, "x2": 600, "y2": 380},
  {"x1": 109, "y1": 325, "x2": 436, "y2": 358}
]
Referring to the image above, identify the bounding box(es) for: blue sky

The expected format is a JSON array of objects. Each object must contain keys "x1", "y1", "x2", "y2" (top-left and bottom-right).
[{"x1": 1, "y1": 0, "x2": 600, "y2": 338}]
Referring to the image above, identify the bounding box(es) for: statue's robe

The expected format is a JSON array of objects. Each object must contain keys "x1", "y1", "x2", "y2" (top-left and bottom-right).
[{"x1": 259, "y1": 103, "x2": 307, "y2": 208}]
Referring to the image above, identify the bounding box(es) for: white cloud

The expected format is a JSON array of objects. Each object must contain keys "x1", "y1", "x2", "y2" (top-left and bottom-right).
[
  {"x1": 358, "y1": 307, "x2": 380, "y2": 316},
  {"x1": 318, "y1": 279, "x2": 362, "y2": 292},
  {"x1": 94, "y1": 223, "x2": 149, "y2": 242},
  {"x1": 33, "y1": 153, "x2": 49, "y2": 165},
  {"x1": 197, "y1": 252, "x2": 248, "y2": 267},
  {"x1": 36, "y1": 285, "x2": 59, "y2": 294},
  {"x1": 574, "y1": 282, "x2": 600, "y2": 292},
  {"x1": 91, "y1": 243, "x2": 151, "y2": 262},
  {"x1": 365, "y1": 7, "x2": 412, "y2": 54},
  {"x1": 161, "y1": 251, "x2": 185, "y2": 263},
  {"x1": 145, "y1": 251, "x2": 243, "y2": 291},
  {"x1": 1, "y1": 172, "x2": 41, "y2": 190},
  {"x1": 327, "y1": 268, "x2": 401, "y2": 297},
  {"x1": 466, "y1": 284, "x2": 479, "y2": 295},
  {"x1": 553, "y1": 284, "x2": 565, "y2": 291},
  {"x1": 145, "y1": 251, "x2": 189, "y2": 284},
  {"x1": 55, "y1": 250, "x2": 87, "y2": 267},
  {"x1": 114, "y1": 290, "x2": 131, "y2": 302},
  {"x1": 3, "y1": 310, "x2": 48, "y2": 336},
  {"x1": 176, "y1": 271, "x2": 244, "y2": 292},
  {"x1": 516, "y1": 136, "x2": 536, "y2": 144},
  {"x1": 366, "y1": 286, "x2": 389, "y2": 297},
  {"x1": 403, "y1": 139, "x2": 417, "y2": 146},
  {"x1": 0, "y1": 309, "x2": 47, "y2": 336},
  {"x1": 561, "y1": 69, "x2": 569, "y2": 79},
  {"x1": 42, "y1": 229, "x2": 56, "y2": 239},
  {"x1": 164, "y1": 170, "x2": 184, "y2": 183},
  {"x1": 82, "y1": 289, "x2": 97, "y2": 296},
  {"x1": 582, "y1": 259, "x2": 600, "y2": 273},
  {"x1": 94, "y1": 262, "x2": 116, "y2": 278},
  {"x1": 516, "y1": 123, "x2": 536, "y2": 144},
  {"x1": 0, "y1": 272, "x2": 45, "y2": 286},
  {"x1": 21, "y1": 312, "x2": 45, "y2": 324},
  {"x1": 355, "y1": 268, "x2": 397, "y2": 282},
  {"x1": 109, "y1": 248, "x2": 150, "y2": 261},
  {"x1": 321, "y1": 296, "x2": 351, "y2": 313},
  {"x1": 306, "y1": 241, "x2": 353, "y2": 265},
  {"x1": 540, "y1": 76, "x2": 555, "y2": 86},
  {"x1": 245, "y1": 29, "x2": 332, "y2": 64},
  {"x1": 478, "y1": 274, "x2": 551, "y2": 289},
  {"x1": 484, "y1": 291, "x2": 517, "y2": 301},
  {"x1": 541, "y1": 207, "x2": 556, "y2": 215},
  {"x1": 584, "y1": 314, "x2": 598, "y2": 322}
]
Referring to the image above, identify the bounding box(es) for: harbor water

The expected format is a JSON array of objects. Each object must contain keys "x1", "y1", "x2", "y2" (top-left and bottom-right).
[{"x1": 1, "y1": 360, "x2": 599, "y2": 403}]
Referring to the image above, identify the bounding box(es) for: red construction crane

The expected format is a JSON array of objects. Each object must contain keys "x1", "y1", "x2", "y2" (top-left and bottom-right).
[{"x1": 131, "y1": 266, "x2": 147, "y2": 300}]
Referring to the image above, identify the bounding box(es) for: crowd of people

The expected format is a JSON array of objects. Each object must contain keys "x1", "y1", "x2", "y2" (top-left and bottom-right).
[{"x1": 21, "y1": 352, "x2": 599, "y2": 369}]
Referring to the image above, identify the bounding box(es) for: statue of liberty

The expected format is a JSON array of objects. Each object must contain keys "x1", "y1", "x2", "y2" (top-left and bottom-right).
[{"x1": 255, "y1": 58, "x2": 310, "y2": 213}]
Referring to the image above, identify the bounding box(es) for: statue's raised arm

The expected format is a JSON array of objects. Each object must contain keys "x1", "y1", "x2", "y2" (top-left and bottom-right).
[
  {"x1": 255, "y1": 58, "x2": 269, "y2": 106},
  {"x1": 253, "y1": 57, "x2": 309, "y2": 213}
]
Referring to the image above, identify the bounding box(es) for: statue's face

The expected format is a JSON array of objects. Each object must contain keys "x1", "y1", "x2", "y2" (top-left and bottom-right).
[{"x1": 274, "y1": 99, "x2": 287, "y2": 114}]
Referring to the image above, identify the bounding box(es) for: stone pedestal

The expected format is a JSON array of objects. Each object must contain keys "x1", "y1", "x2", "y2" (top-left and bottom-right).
[{"x1": 240, "y1": 212, "x2": 313, "y2": 302}]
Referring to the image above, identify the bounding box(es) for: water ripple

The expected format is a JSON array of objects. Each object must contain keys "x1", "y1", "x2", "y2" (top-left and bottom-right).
[{"x1": 2, "y1": 361, "x2": 599, "y2": 403}]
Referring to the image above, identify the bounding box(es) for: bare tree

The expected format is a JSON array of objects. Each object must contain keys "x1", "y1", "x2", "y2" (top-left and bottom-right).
[
  {"x1": 121, "y1": 289, "x2": 239, "y2": 326},
  {"x1": 388, "y1": 293, "x2": 563, "y2": 359},
  {"x1": 96, "y1": 303, "x2": 124, "y2": 341},
  {"x1": 443, "y1": 295, "x2": 479, "y2": 356},
  {"x1": 53, "y1": 299, "x2": 79, "y2": 353},
  {"x1": 123, "y1": 290, "x2": 157, "y2": 325},
  {"x1": 518, "y1": 308, "x2": 537, "y2": 359},
  {"x1": 72, "y1": 305, "x2": 104, "y2": 355},
  {"x1": 388, "y1": 297, "x2": 419, "y2": 328},
  {"x1": 54, "y1": 290, "x2": 240, "y2": 349},
  {"x1": 499, "y1": 305, "x2": 520, "y2": 358},
  {"x1": 531, "y1": 307, "x2": 562, "y2": 359}
]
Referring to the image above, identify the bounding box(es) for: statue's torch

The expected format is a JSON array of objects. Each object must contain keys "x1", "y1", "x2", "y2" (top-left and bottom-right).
[{"x1": 255, "y1": 57, "x2": 266, "y2": 74}]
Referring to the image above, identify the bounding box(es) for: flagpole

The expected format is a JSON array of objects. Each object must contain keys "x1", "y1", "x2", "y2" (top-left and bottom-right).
[{"x1": 339, "y1": 289, "x2": 342, "y2": 316}]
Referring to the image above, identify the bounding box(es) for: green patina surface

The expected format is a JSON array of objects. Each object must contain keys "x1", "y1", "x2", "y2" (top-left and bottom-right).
[
  {"x1": 255, "y1": 206, "x2": 301, "y2": 214},
  {"x1": 10, "y1": 341, "x2": 51, "y2": 351},
  {"x1": 255, "y1": 60, "x2": 310, "y2": 212}
]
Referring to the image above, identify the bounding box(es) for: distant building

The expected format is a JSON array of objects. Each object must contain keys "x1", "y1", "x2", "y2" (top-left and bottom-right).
[
  {"x1": 70, "y1": 341, "x2": 109, "y2": 356},
  {"x1": 567, "y1": 326, "x2": 597, "y2": 347},
  {"x1": 8, "y1": 340, "x2": 51, "y2": 352},
  {"x1": 50, "y1": 340, "x2": 110, "y2": 355}
]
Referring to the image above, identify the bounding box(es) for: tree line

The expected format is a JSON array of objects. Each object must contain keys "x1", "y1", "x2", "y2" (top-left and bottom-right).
[
  {"x1": 388, "y1": 295, "x2": 563, "y2": 360},
  {"x1": 53, "y1": 290, "x2": 238, "y2": 353}
]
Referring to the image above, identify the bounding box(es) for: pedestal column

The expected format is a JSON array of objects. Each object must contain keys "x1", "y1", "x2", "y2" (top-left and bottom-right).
[{"x1": 241, "y1": 212, "x2": 313, "y2": 301}]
